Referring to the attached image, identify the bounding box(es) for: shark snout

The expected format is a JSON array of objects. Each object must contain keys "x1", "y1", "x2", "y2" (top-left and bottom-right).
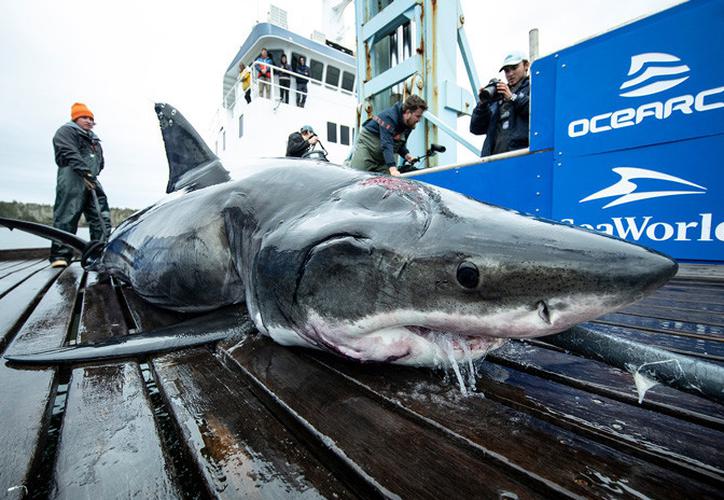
[
  {"x1": 434, "y1": 213, "x2": 679, "y2": 338},
  {"x1": 520, "y1": 233, "x2": 679, "y2": 333}
]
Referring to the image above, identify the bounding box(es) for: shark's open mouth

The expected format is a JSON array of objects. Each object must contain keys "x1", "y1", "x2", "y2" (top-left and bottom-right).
[
  {"x1": 292, "y1": 316, "x2": 509, "y2": 367},
  {"x1": 405, "y1": 326, "x2": 507, "y2": 361}
]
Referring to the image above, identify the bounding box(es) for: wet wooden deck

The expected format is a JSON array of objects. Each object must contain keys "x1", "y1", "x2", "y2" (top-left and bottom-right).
[{"x1": 1, "y1": 249, "x2": 722, "y2": 499}]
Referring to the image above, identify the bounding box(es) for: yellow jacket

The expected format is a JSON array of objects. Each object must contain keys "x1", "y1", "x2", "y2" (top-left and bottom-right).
[{"x1": 240, "y1": 67, "x2": 251, "y2": 91}]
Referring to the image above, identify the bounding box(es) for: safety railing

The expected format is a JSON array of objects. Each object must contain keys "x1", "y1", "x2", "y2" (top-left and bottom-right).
[{"x1": 223, "y1": 61, "x2": 355, "y2": 111}]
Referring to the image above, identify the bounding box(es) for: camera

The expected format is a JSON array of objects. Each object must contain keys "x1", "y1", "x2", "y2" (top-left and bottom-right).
[{"x1": 479, "y1": 78, "x2": 501, "y2": 101}]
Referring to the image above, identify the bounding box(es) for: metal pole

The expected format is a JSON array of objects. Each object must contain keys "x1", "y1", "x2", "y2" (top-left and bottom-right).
[
  {"x1": 529, "y1": 28, "x2": 539, "y2": 62},
  {"x1": 89, "y1": 187, "x2": 109, "y2": 242}
]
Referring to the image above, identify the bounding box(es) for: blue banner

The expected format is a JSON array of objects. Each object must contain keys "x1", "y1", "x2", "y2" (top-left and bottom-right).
[
  {"x1": 554, "y1": 0, "x2": 724, "y2": 156},
  {"x1": 422, "y1": 0, "x2": 723, "y2": 262},
  {"x1": 552, "y1": 135, "x2": 724, "y2": 262}
]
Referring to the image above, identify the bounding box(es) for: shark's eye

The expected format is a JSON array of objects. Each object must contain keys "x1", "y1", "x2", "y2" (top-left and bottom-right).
[{"x1": 456, "y1": 261, "x2": 479, "y2": 289}]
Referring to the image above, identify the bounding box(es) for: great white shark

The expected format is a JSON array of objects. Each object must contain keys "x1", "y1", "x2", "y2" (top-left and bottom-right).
[{"x1": 2, "y1": 103, "x2": 679, "y2": 368}]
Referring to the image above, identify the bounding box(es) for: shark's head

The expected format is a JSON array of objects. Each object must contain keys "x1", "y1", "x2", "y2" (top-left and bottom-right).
[{"x1": 251, "y1": 175, "x2": 677, "y2": 366}]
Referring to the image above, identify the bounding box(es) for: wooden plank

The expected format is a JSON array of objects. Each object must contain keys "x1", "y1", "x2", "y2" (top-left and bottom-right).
[
  {"x1": 0, "y1": 266, "x2": 61, "y2": 352},
  {"x1": 0, "y1": 259, "x2": 25, "y2": 272},
  {"x1": 311, "y1": 352, "x2": 723, "y2": 498},
  {"x1": 122, "y1": 289, "x2": 357, "y2": 498},
  {"x1": 662, "y1": 280, "x2": 724, "y2": 292},
  {"x1": 0, "y1": 260, "x2": 48, "y2": 297},
  {"x1": 596, "y1": 313, "x2": 724, "y2": 340},
  {"x1": 654, "y1": 286, "x2": 724, "y2": 305},
  {"x1": 492, "y1": 340, "x2": 724, "y2": 426},
  {"x1": 649, "y1": 286, "x2": 724, "y2": 302},
  {"x1": 54, "y1": 364, "x2": 181, "y2": 499},
  {"x1": 620, "y1": 303, "x2": 724, "y2": 327},
  {"x1": 637, "y1": 295, "x2": 724, "y2": 314},
  {"x1": 470, "y1": 361, "x2": 724, "y2": 482},
  {"x1": 225, "y1": 336, "x2": 572, "y2": 498},
  {"x1": 0, "y1": 266, "x2": 81, "y2": 499},
  {"x1": 675, "y1": 264, "x2": 724, "y2": 281},
  {"x1": 52, "y1": 274, "x2": 182, "y2": 499},
  {"x1": 156, "y1": 348, "x2": 357, "y2": 499},
  {"x1": 76, "y1": 274, "x2": 128, "y2": 344},
  {"x1": 0, "y1": 248, "x2": 49, "y2": 261},
  {"x1": 0, "y1": 259, "x2": 44, "y2": 276},
  {"x1": 669, "y1": 277, "x2": 724, "y2": 288}
]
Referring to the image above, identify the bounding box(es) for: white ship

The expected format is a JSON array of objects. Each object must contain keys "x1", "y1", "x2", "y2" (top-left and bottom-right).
[{"x1": 208, "y1": 11, "x2": 357, "y2": 168}]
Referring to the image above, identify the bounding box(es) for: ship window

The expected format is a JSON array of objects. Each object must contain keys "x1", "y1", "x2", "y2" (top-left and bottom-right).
[
  {"x1": 222, "y1": 129, "x2": 226, "y2": 151},
  {"x1": 340, "y1": 125, "x2": 350, "y2": 145},
  {"x1": 341, "y1": 71, "x2": 355, "y2": 92},
  {"x1": 310, "y1": 59, "x2": 324, "y2": 81},
  {"x1": 327, "y1": 122, "x2": 337, "y2": 143},
  {"x1": 238, "y1": 114, "x2": 244, "y2": 138},
  {"x1": 325, "y1": 65, "x2": 340, "y2": 87},
  {"x1": 267, "y1": 49, "x2": 284, "y2": 66}
]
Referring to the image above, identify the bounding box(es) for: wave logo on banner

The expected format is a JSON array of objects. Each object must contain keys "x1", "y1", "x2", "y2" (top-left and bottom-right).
[
  {"x1": 619, "y1": 53, "x2": 690, "y2": 98},
  {"x1": 579, "y1": 167, "x2": 707, "y2": 209}
]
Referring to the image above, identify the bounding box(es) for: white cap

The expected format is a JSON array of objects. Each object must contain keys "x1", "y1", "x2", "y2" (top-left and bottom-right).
[{"x1": 499, "y1": 51, "x2": 528, "y2": 71}]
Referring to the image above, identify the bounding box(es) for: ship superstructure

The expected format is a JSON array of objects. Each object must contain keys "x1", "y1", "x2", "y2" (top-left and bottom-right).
[{"x1": 210, "y1": 21, "x2": 357, "y2": 167}]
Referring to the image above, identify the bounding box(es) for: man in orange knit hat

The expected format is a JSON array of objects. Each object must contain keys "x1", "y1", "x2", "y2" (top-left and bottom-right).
[{"x1": 49, "y1": 102, "x2": 112, "y2": 267}]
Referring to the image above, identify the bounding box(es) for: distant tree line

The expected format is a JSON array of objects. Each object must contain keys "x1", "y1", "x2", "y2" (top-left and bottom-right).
[{"x1": 0, "y1": 201, "x2": 137, "y2": 227}]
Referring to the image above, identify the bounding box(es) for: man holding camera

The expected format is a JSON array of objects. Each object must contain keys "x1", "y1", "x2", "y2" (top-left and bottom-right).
[
  {"x1": 470, "y1": 51, "x2": 530, "y2": 157},
  {"x1": 348, "y1": 95, "x2": 428, "y2": 176},
  {"x1": 286, "y1": 125, "x2": 319, "y2": 157}
]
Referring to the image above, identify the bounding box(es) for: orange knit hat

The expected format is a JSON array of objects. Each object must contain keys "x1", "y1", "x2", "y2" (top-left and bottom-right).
[{"x1": 70, "y1": 102, "x2": 94, "y2": 121}]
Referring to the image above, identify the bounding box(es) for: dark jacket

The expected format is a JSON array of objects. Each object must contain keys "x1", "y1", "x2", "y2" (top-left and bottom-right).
[
  {"x1": 470, "y1": 76, "x2": 530, "y2": 156},
  {"x1": 296, "y1": 64, "x2": 310, "y2": 87},
  {"x1": 361, "y1": 102, "x2": 412, "y2": 167},
  {"x1": 53, "y1": 121, "x2": 104, "y2": 177},
  {"x1": 286, "y1": 131, "x2": 311, "y2": 157},
  {"x1": 279, "y1": 62, "x2": 291, "y2": 84}
]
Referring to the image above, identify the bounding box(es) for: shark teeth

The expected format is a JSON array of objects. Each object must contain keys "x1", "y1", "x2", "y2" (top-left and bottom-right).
[{"x1": 407, "y1": 326, "x2": 507, "y2": 358}]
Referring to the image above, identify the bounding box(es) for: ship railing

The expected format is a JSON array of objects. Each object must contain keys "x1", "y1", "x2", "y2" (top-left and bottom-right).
[{"x1": 223, "y1": 61, "x2": 355, "y2": 111}]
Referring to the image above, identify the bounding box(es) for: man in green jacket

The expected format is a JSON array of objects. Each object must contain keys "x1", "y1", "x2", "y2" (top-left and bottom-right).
[
  {"x1": 348, "y1": 95, "x2": 427, "y2": 176},
  {"x1": 49, "y1": 102, "x2": 111, "y2": 268}
]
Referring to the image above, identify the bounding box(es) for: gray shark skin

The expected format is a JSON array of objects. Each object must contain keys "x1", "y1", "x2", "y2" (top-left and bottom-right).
[
  {"x1": 2, "y1": 103, "x2": 678, "y2": 367},
  {"x1": 92, "y1": 105, "x2": 675, "y2": 366}
]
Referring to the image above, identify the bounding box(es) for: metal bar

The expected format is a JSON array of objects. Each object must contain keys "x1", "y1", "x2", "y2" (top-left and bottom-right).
[
  {"x1": 355, "y1": 0, "x2": 369, "y2": 121},
  {"x1": 362, "y1": 55, "x2": 421, "y2": 97},
  {"x1": 89, "y1": 188, "x2": 109, "y2": 243},
  {"x1": 529, "y1": 28, "x2": 540, "y2": 62},
  {"x1": 420, "y1": 110, "x2": 480, "y2": 155},
  {"x1": 456, "y1": 3, "x2": 480, "y2": 99},
  {"x1": 361, "y1": 0, "x2": 420, "y2": 43},
  {"x1": 443, "y1": 80, "x2": 475, "y2": 116},
  {"x1": 401, "y1": 147, "x2": 534, "y2": 177}
]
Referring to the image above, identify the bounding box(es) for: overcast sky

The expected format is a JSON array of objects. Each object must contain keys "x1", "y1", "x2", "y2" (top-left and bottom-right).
[{"x1": 0, "y1": 0, "x2": 681, "y2": 209}]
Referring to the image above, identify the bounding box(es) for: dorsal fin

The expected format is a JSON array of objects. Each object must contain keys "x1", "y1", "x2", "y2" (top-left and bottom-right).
[{"x1": 155, "y1": 103, "x2": 231, "y2": 193}]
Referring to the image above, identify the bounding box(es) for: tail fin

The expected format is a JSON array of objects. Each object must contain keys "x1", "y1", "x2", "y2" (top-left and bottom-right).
[{"x1": 0, "y1": 217, "x2": 88, "y2": 251}]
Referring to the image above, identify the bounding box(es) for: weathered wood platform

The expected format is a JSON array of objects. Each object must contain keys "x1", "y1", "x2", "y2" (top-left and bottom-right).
[{"x1": 1, "y1": 250, "x2": 722, "y2": 499}]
